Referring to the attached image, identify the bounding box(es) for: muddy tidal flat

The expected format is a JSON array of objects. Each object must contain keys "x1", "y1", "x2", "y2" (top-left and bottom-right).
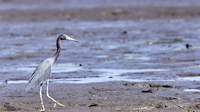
[{"x1": 1, "y1": 0, "x2": 200, "y2": 111}]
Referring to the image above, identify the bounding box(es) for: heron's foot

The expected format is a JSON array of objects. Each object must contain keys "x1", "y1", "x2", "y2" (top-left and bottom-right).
[
  {"x1": 40, "y1": 108, "x2": 45, "y2": 111},
  {"x1": 54, "y1": 103, "x2": 56, "y2": 108},
  {"x1": 53, "y1": 101, "x2": 65, "y2": 108},
  {"x1": 46, "y1": 94, "x2": 65, "y2": 108}
]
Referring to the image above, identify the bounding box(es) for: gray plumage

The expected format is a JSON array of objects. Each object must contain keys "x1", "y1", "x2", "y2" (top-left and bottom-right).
[
  {"x1": 25, "y1": 34, "x2": 79, "y2": 111},
  {"x1": 25, "y1": 57, "x2": 53, "y2": 92}
]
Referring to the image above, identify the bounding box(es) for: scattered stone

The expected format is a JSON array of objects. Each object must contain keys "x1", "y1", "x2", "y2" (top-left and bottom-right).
[
  {"x1": 123, "y1": 83, "x2": 128, "y2": 86},
  {"x1": 142, "y1": 89, "x2": 154, "y2": 93},
  {"x1": 186, "y1": 43, "x2": 192, "y2": 49},
  {"x1": 122, "y1": 30, "x2": 129, "y2": 34},
  {"x1": 88, "y1": 103, "x2": 101, "y2": 107},
  {"x1": 156, "y1": 103, "x2": 167, "y2": 108}
]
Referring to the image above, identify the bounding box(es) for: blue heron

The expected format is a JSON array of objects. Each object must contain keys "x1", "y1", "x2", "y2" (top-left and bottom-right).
[{"x1": 25, "y1": 34, "x2": 79, "y2": 111}]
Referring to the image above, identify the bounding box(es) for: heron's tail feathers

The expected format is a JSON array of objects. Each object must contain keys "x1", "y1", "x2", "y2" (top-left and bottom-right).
[{"x1": 25, "y1": 82, "x2": 35, "y2": 93}]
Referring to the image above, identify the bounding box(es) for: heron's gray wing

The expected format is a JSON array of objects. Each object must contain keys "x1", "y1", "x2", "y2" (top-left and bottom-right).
[{"x1": 25, "y1": 59, "x2": 52, "y2": 92}]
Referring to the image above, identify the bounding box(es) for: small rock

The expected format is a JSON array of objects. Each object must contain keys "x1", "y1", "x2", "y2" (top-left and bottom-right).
[
  {"x1": 122, "y1": 30, "x2": 129, "y2": 34},
  {"x1": 186, "y1": 43, "x2": 192, "y2": 49},
  {"x1": 123, "y1": 83, "x2": 128, "y2": 86},
  {"x1": 88, "y1": 103, "x2": 101, "y2": 107},
  {"x1": 156, "y1": 103, "x2": 167, "y2": 108},
  {"x1": 142, "y1": 89, "x2": 153, "y2": 93}
]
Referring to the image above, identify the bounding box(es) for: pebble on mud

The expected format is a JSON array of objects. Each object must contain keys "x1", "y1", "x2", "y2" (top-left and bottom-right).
[
  {"x1": 142, "y1": 89, "x2": 154, "y2": 93},
  {"x1": 186, "y1": 43, "x2": 192, "y2": 49},
  {"x1": 88, "y1": 103, "x2": 101, "y2": 107},
  {"x1": 156, "y1": 103, "x2": 167, "y2": 108},
  {"x1": 122, "y1": 30, "x2": 129, "y2": 34}
]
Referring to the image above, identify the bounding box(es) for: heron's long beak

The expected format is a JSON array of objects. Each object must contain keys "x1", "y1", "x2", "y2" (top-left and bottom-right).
[{"x1": 66, "y1": 36, "x2": 79, "y2": 43}]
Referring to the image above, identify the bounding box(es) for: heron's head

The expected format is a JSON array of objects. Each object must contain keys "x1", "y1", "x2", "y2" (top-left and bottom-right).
[{"x1": 59, "y1": 34, "x2": 79, "y2": 42}]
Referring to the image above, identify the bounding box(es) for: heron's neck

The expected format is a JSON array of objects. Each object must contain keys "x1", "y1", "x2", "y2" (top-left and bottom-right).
[{"x1": 53, "y1": 38, "x2": 62, "y2": 62}]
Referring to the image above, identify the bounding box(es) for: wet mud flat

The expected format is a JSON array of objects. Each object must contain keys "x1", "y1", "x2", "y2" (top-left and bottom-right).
[{"x1": 1, "y1": 0, "x2": 200, "y2": 112}]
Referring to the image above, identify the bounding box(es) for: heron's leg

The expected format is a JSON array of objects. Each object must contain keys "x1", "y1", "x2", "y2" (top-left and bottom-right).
[
  {"x1": 46, "y1": 79, "x2": 65, "y2": 108},
  {"x1": 40, "y1": 84, "x2": 45, "y2": 111}
]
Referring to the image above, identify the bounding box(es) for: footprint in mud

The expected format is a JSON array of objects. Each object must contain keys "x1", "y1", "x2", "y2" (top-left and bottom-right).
[{"x1": 1, "y1": 102, "x2": 21, "y2": 111}]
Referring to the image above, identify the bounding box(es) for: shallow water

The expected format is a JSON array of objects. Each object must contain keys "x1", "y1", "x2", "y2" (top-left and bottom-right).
[
  {"x1": 3, "y1": 63, "x2": 168, "y2": 84},
  {"x1": 184, "y1": 89, "x2": 200, "y2": 92},
  {"x1": 0, "y1": 17, "x2": 200, "y2": 93},
  {"x1": 4, "y1": 62, "x2": 200, "y2": 85},
  {"x1": 178, "y1": 76, "x2": 200, "y2": 81}
]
